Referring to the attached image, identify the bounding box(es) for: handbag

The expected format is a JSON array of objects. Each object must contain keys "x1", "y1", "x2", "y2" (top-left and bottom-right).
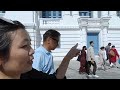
[{"x1": 77, "y1": 55, "x2": 80, "y2": 62}]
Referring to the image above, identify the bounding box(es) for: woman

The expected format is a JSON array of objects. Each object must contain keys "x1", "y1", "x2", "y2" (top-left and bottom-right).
[
  {"x1": 98, "y1": 46, "x2": 107, "y2": 70},
  {"x1": 0, "y1": 17, "x2": 80, "y2": 79},
  {"x1": 0, "y1": 18, "x2": 34, "y2": 79},
  {"x1": 79, "y1": 46, "x2": 87, "y2": 74},
  {"x1": 109, "y1": 45, "x2": 119, "y2": 67}
]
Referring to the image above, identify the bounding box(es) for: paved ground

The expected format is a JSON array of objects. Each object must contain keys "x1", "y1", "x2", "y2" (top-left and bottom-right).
[{"x1": 54, "y1": 59, "x2": 120, "y2": 79}]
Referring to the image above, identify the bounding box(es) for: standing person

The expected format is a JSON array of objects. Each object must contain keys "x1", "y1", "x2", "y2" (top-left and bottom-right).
[
  {"x1": 21, "y1": 43, "x2": 80, "y2": 79},
  {"x1": 86, "y1": 41, "x2": 99, "y2": 78},
  {"x1": 0, "y1": 17, "x2": 80, "y2": 79},
  {"x1": 98, "y1": 46, "x2": 107, "y2": 71},
  {"x1": 32, "y1": 29, "x2": 60, "y2": 74},
  {"x1": 105, "y1": 43, "x2": 111, "y2": 63},
  {"x1": 109, "y1": 45, "x2": 119, "y2": 68},
  {"x1": 79, "y1": 46, "x2": 87, "y2": 74}
]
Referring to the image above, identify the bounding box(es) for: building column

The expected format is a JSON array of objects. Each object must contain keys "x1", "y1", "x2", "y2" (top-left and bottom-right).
[
  {"x1": 93, "y1": 11, "x2": 98, "y2": 18},
  {"x1": 35, "y1": 11, "x2": 41, "y2": 48},
  {"x1": 100, "y1": 16, "x2": 110, "y2": 47},
  {"x1": 79, "y1": 28, "x2": 83, "y2": 49},
  {"x1": 78, "y1": 18, "x2": 87, "y2": 47},
  {"x1": 102, "y1": 27, "x2": 108, "y2": 46},
  {"x1": 72, "y1": 11, "x2": 79, "y2": 17},
  {"x1": 101, "y1": 11, "x2": 109, "y2": 17},
  {"x1": 62, "y1": 11, "x2": 71, "y2": 25},
  {"x1": 72, "y1": 11, "x2": 79, "y2": 25},
  {"x1": 81, "y1": 27, "x2": 87, "y2": 46},
  {"x1": 99, "y1": 30, "x2": 103, "y2": 47},
  {"x1": 109, "y1": 11, "x2": 117, "y2": 16},
  {"x1": 62, "y1": 11, "x2": 70, "y2": 17}
]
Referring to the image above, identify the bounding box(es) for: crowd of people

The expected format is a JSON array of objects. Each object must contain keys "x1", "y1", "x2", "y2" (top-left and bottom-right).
[{"x1": 77, "y1": 42, "x2": 120, "y2": 78}]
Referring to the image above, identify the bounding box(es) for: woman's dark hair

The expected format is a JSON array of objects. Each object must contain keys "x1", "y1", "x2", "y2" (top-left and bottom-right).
[
  {"x1": 100, "y1": 46, "x2": 105, "y2": 50},
  {"x1": 0, "y1": 18, "x2": 25, "y2": 60},
  {"x1": 112, "y1": 45, "x2": 115, "y2": 48},
  {"x1": 43, "y1": 29, "x2": 60, "y2": 42},
  {"x1": 108, "y1": 43, "x2": 111, "y2": 46},
  {"x1": 82, "y1": 46, "x2": 86, "y2": 50}
]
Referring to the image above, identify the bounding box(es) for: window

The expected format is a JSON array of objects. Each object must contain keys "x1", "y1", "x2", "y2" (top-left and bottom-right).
[
  {"x1": 79, "y1": 11, "x2": 92, "y2": 18},
  {"x1": 0, "y1": 11, "x2": 5, "y2": 17},
  {"x1": 70, "y1": 11, "x2": 72, "y2": 16},
  {"x1": 0, "y1": 11, "x2": 5, "y2": 13},
  {"x1": 42, "y1": 11, "x2": 62, "y2": 18},
  {"x1": 117, "y1": 11, "x2": 120, "y2": 17}
]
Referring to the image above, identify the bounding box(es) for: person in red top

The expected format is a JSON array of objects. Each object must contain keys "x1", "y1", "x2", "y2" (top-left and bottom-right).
[
  {"x1": 79, "y1": 46, "x2": 87, "y2": 74},
  {"x1": 109, "y1": 45, "x2": 119, "y2": 67}
]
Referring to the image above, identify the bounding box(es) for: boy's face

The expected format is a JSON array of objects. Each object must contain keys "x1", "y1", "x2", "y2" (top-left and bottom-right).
[
  {"x1": 91, "y1": 42, "x2": 94, "y2": 47},
  {"x1": 46, "y1": 36, "x2": 60, "y2": 50}
]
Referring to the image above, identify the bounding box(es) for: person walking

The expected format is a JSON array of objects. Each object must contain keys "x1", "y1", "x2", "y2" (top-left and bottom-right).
[
  {"x1": 105, "y1": 43, "x2": 111, "y2": 64},
  {"x1": 98, "y1": 46, "x2": 107, "y2": 71},
  {"x1": 32, "y1": 29, "x2": 60, "y2": 74},
  {"x1": 79, "y1": 46, "x2": 87, "y2": 74},
  {"x1": 86, "y1": 41, "x2": 99, "y2": 78},
  {"x1": 109, "y1": 45, "x2": 119, "y2": 68}
]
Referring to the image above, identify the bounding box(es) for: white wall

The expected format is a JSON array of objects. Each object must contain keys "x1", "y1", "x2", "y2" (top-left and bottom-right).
[
  {"x1": 4, "y1": 11, "x2": 34, "y2": 23},
  {"x1": 3, "y1": 11, "x2": 36, "y2": 50},
  {"x1": 107, "y1": 29, "x2": 120, "y2": 54}
]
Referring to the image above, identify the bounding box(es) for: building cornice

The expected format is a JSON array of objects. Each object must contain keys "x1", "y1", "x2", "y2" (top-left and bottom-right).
[
  {"x1": 40, "y1": 26, "x2": 79, "y2": 29},
  {"x1": 108, "y1": 28, "x2": 120, "y2": 30},
  {"x1": 78, "y1": 17, "x2": 111, "y2": 29}
]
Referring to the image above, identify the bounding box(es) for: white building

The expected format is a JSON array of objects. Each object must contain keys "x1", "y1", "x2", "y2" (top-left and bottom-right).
[{"x1": 1, "y1": 11, "x2": 120, "y2": 61}]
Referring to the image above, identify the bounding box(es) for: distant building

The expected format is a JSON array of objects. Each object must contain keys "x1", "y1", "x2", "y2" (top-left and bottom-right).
[{"x1": 1, "y1": 11, "x2": 120, "y2": 61}]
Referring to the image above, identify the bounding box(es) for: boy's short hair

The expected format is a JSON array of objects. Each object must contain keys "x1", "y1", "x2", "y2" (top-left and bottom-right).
[
  {"x1": 43, "y1": 29, "x2": 60, "y2": 42},
  {"x1": 90, "y1": 41, "x2": 93, "y2": 45}
]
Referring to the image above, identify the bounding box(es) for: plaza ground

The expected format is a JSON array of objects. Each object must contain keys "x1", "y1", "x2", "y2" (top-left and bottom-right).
[{"x1": 54, "y1": 58, "x2": 120, "y2": 79}]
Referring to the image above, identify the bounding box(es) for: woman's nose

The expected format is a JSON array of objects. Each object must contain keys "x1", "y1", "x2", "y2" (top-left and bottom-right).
[{"x1": 29, "y1": 47, "x2": 35, "y2": 55}]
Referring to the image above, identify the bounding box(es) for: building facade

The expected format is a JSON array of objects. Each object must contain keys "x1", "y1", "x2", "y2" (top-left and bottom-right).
[{"x1": 1, "y1": 11, "x2": 120, "y2": 61}]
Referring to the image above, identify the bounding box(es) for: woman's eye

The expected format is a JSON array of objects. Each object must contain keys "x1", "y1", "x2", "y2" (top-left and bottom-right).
[
  {"x1": 22, "y1": 44, "x2": 32, "y2": 50},
  {"x1": 22, "y1": 45, "x2": 28, "y2": 48}
]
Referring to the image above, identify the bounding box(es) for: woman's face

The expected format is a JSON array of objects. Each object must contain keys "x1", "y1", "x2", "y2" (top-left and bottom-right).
[
  {"x1": 84, "y1": 47, "x2": 87, "y2": 50},
  {"x1": 2, "y1": 29, "x2": 34, "y2": 77}
]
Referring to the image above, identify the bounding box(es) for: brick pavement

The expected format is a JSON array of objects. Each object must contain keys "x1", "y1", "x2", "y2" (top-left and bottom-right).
[{"x1": 54, "y1": 59, "x2": 120, "y2": 79}]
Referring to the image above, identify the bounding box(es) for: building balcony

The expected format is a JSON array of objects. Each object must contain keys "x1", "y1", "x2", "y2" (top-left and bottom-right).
[{"x1": 39, "y1": 18, "x2": 62, "y2": 26}]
